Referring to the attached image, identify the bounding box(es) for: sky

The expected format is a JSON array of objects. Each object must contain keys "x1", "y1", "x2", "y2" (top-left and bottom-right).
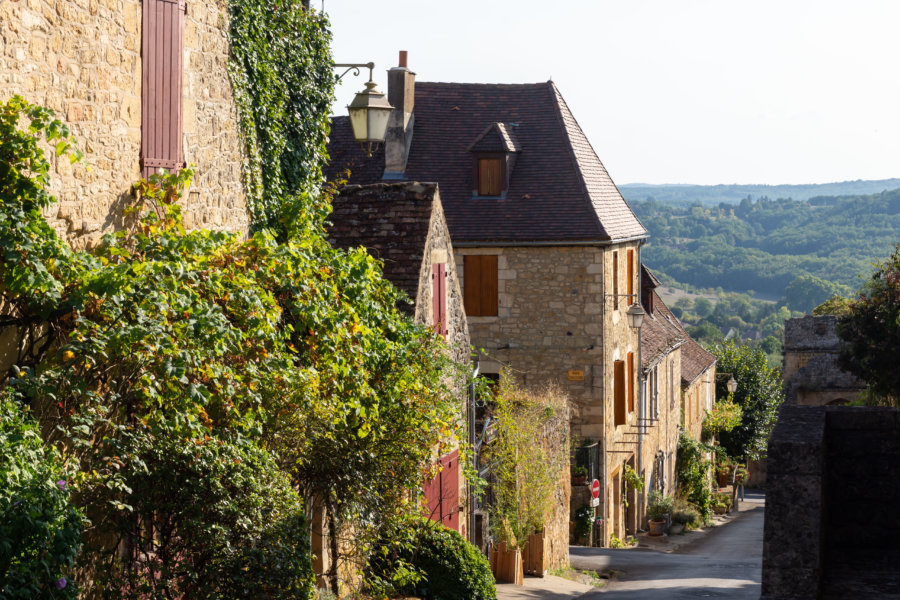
[{"x1": 322, "y1": 1, "x2": 900, "y2": 186}]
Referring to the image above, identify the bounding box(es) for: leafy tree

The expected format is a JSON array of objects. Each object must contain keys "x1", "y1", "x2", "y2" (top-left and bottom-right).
[
  {"x1": 813, "y1": 294, "x2": 852, "y2": 317},
  {"x1": 711, "y1": 340, "x2": 783, "y2": 460},
  {"x1": 784, "y1": 274, "x2": 852, "y2": 313},
  {"x1": 693, "y1": 296, "x2": 713, "y2": 317},
  {"x1": 836, "y1": 244, "x2": 900, "y2": 403}
]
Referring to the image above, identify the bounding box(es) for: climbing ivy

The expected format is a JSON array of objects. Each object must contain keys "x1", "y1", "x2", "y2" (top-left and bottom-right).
[{"x1": 226, "y1": 0, "x2": 335, "y2": 238}]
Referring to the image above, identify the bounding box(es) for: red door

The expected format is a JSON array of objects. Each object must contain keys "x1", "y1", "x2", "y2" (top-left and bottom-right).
[{"x1": 422, "y1": 449, "x2": 460, "y2": 531}]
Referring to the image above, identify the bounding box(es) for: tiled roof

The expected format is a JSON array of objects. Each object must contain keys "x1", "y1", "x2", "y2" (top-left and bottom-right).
[
  {"x1": 640, "y1": 290, "x2": 688, "y2": 369},
  {"x1": 326, "y1": 182, "x2": 438, "y2": 313},
  {"x1": 326, "y1": 81, "x2": 646, "y2": 244},
  {"x1": 680, "y1": 337, "x2": 717, "y2": 386},
  {"x1": 467, "y1": 122, "x2": 522, "y2": 153}
]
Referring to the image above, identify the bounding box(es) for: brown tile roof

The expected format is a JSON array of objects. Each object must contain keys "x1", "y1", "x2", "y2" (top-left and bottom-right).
[
  {"x1": 466, "y1": 122, "x2": 522, "y2": 153},
  {"x1": 680, "y1": 337, "x2": 717, "y2": 386},
  {"x1": 326, "y1": 182, "x2": 438, "y2": 313},
  {"x1": 326, "y1": 81, "x2": 646, "y2": 244},
  {"x1": 640, "y1": 290, "x2": 688, "y2": 369}
]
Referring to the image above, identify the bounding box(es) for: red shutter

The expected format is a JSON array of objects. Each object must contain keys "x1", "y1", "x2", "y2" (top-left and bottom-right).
[
  {"x1": 432, "y1": 263, "x2": 447, "y2": 337},
  {"x1": 142, "y1": 0, "x2": 186, "y2": 179},
  {"x1": 627, "y1": 352, "x2": 635, "y2": 412},
  {"x1": 614, "y1": 360, "x2": 625, "y2": 426},
  {"x1": 422, "y1": 450, "x2": 460, "y2": 531}
]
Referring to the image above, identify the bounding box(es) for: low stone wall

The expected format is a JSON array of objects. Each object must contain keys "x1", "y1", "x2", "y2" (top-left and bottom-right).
[{"x1": 761, "y1": 405, "x2": 900, "y2": 599}]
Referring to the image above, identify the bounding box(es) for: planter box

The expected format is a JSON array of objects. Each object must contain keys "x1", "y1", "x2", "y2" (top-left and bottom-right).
[
  {"x1": 522, "y1": 531, "x2": 545, "y2": 577},
  {"x1": 490, "y1": 541, "x2": 523, "y2": 585},
  {"x1": 648, "y1": 519, "x2": 667, "y2": 536}
]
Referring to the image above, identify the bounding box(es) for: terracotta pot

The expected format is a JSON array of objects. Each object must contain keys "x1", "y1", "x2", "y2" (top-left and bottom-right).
[
  {"x1": 572, "y1": 476, "x2": 586, "y2": 486},
  {"x1": 648, "y1": 519, "x2": 667, "y2": 536},
  {"x1": 713, "y1": 504, "x2": 728, "y2": 515}
]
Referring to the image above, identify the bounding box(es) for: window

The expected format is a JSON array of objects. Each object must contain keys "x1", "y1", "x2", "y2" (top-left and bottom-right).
[
  {"x1": 614, "y1": 359, "x2": 626, "y2": 426},
  {"x1": 477, "y1": 158, "x2": 502, "y2": 196},
  {"x1": 141, "y1": 0, "x2": 187, "y2": 178},
  {"x1": 432, "y1": 263, "x2": 447, "y2": 337},
  {"x1": 626, "y1": 249, "x2": 634, "y2": 306},
  {"x1": 627, "y1": 352, "x2": 635, "y2": 413},
  {"x1": 463, "y1": 255, "x2": 498, "y2": 316},
  {"x1": 612, "y1": 251, "x2": 619, "y2": 310}
]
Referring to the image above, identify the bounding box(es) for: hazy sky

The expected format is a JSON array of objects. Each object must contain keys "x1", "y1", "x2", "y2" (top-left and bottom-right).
[{"x1": 324, "y1": 1, "x2": 900, "y2": 186}]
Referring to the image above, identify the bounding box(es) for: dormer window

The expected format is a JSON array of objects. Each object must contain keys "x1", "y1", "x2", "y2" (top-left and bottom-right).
[
  {"x1": 478, "y1": 157, "x2": 503, "y2": 196},
  {"x1": 468, "y1": 122, "x2": 521, "y2": 198}
]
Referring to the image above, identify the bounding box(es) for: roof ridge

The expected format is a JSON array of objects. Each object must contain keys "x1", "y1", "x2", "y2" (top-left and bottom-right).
[{"x1": 416, "y1": 81, "x2": 553, "y2": 89}]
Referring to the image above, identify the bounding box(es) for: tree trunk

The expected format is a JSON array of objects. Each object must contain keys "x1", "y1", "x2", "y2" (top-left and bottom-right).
[{"x1": 325, "y1": 495, "x2": 340, "y2": 594}]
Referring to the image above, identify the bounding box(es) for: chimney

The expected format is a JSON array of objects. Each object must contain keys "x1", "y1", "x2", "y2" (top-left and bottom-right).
[{"x1": 383, "y1": 50, "x2": 415, "y2": 179}]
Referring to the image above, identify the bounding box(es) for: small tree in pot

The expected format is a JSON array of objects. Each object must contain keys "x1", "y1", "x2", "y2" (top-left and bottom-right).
[{"x1": 647, "y1": 490, "x2": 674, "y2": 536}]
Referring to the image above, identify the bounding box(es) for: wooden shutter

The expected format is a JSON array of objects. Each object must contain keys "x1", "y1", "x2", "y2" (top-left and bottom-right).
[
  {"x1": 463, "y1": 255, "x2": 498, "y2": 317},
  {"x1": 612, "y1": 251, "x2": 619, "y2": 309},
  {"x1": 422, "y1": 450, "x2": 460, "y2": 531},
  {"x1": 478, "y1": 158, "x2": 502, "y2": 196},
  {"x1": 627, "y1": 249, "x2": 634, "y2": 306},
  {"x1": 627, "y1": 352, "x2": 635, "y2": 412},
  {"x1": 432, "y1": 263, "x2": 447, "y2": 337},
  {"x1": 614, "y1": 360, "x2": 625, "y2": 426},
  {"x1": 142, "y1": 0, "x2": 186, "y2": 179}
]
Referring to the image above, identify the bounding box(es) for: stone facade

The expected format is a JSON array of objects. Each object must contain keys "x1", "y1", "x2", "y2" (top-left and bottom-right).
[
  {"x1": 456, "y1": 240, "x2": 643, "y2": 544},
  {"x1": 0, "y1": 0, "x2": 249, "y2": 247},
  {"x1": 783, "y1": 315, "x2": 865, "y2": 406},
  {"x1": 762, "y1": 405, "x2": 900, "y2": 599}
]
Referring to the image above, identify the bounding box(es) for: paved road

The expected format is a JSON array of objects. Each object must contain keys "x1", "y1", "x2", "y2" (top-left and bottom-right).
[{"x1": 570, "y1": 491, "x2": 764, "y2": 599}]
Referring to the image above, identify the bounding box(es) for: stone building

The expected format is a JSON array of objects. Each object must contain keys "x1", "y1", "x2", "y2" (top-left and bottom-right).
[
  {"x1": 634, "y1": 266, "x2": 686, "y2": 535},
  {"x1": 326, "y1": 52, "x2": 648, "y2": 547},
  {"x1": 680, "y1": 336, "x2": 716, "y2": 441},
  {"x1": 783, "y1": 315, "x2": 865, "y2": 406},
  {"x1": 0, "y1": 0, "x2": 249, "y2": 247}
]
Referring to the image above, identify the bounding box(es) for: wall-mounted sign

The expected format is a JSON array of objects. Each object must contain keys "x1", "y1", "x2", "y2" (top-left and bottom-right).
[{"x1": 568, "y1": 369, "x2": 585, "y2": 381}]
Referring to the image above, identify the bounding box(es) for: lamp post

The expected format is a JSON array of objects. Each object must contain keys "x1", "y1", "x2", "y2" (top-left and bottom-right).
[{"x1": 334, "y1": 62, "x2": 394, "y2": 157}]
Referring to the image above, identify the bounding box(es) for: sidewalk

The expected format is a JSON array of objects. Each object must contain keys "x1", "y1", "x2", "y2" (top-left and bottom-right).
[{"x1": 495, "y1": 574, "x2": 595, "y2": 600}]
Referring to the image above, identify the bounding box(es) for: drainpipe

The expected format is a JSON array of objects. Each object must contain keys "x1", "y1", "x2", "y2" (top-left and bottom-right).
[{"x1": 468, "y1": 360, "x2": 479, "y2": 545}]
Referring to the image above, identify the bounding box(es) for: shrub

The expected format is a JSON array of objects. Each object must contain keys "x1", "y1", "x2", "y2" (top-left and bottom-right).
[
  {"x1": 647, "y1": 490, "x2": 674, "y2": 521},
  {"x1": 0, "y1": 395, "x2": 84, "y2": 599},
  {"x1": 366, "y1": 518, "x2": 496, "y2": 600},
  {"x1": 671, "y1": 500, "x2": 701, "y2": 527},
  {"x1": 92, "y1": 432, "x2": 314, "y2": 600}
]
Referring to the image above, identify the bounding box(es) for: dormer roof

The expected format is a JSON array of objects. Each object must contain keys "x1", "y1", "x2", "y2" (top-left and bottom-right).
[{"x1": 466, "y1": 122, "x2": 522, "y2": 153}]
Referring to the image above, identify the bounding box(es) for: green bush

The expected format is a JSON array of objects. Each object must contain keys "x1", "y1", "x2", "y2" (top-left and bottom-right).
[
  {"x1": 646, "y1": 490, "x2": 674, "y2": 521},
  {"x1": 94, "y1": 433, "x2": 314, "y2": 600},
  {"x1": 367, "y1": 518, "x2": 496, "y2": 600},
  {"x1": 0, "y1": 395, "x2": 84, "y2": 599}
]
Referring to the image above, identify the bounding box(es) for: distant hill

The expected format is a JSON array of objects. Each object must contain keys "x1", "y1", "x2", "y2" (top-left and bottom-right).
[{"x1": 620, "y1": 179, "x2": 900, "y2": 206}]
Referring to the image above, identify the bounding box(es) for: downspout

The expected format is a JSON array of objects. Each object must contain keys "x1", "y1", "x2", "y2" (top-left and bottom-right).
[{"x1": 468, "y1": 360, "x2": 479, "y2": 545}]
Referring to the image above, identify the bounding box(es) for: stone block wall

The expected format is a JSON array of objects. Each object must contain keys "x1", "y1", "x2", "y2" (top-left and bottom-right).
[
  {"x1": 782, "y1": 316, "x2": 864, "y2": 406},
  {"x1": 0, "y1": 0, "x2": 248, "y2": 248},
  {"x1": 761, "y1": 405, "x2": 900, "y2": 599}
]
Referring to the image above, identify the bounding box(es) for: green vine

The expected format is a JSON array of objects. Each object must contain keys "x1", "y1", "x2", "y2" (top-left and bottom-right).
[{"x1": 226, "y1": 0, "x2": 335, "y2": 239}]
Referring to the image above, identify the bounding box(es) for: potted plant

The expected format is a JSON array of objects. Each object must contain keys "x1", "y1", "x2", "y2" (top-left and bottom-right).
[
  {"x1": 716, "y1": 457, "x2": 734, "y2": 488},
  {"x1": 646, "y1": 490, "x2": 674, "y2": 536},
  {"x1": 572, "y1": 465, "x2": 588, "y2": 486},
  {"x1": 712, "y1": 491, "x2": 732, "y2": 515}
]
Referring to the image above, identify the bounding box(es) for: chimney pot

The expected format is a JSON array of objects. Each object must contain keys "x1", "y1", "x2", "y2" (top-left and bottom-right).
[{"x1": 398, "y1": 50, "x2": 408, "y2": 69}]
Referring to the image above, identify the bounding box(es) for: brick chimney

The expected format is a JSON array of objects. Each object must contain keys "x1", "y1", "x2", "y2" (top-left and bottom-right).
[{"x1": 383, "y1": 50, "x2": 415, "y2": 179}]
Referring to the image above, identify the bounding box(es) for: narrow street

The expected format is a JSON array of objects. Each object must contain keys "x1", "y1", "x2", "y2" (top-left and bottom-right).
[{"x1": 570, "y1": 491, "x2": 764, "y2": 598}]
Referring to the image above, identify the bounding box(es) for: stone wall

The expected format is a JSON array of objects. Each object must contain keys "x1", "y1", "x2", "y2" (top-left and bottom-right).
[
  {"x1": 761, "y1": 405, "x2": 900, "y2": 599},
  {"x1": 782, "y1": 316, "x2": 864, "y2": 406},
  {"x1": 0, "y1": 0, "x2": 248, "y2": 248}
]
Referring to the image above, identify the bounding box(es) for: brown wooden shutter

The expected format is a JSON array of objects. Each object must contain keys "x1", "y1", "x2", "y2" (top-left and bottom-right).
[
  {"x1": 612, "y1": 251, "x2": 619, "y2": 310},
  {"x1": 422, "y1": 450, "x2": 460, "y2": 532},
  {"x1": 627, "y1": 352, "x2": 635, "y2": 412},
  {"x1": 463, "y1": 255, "x2": 497, "y2": 317},
  {"x1": 627, "y1": 249, "x2": 634, "y2": 306},
  {"x1": 478, "y1": 158, "x2": 502, "y2": 196},
  {"x1": 142, "y1": 0, "x2": 186, "y2": 179},
  {"x1": 614, "y1": 360, "x2": 625, "y2": 426},
  {"x1": 432, "y1": 263, "x2": 447, "y2": 337}
]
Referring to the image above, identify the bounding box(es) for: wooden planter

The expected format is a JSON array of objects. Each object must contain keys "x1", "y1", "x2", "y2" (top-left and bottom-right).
[
  {"x1": 572, "y1": 475, "x2": 586, "y2": 486},
  {"x1": 490, "y1": 541, "x2": 523, "y2": 585},
  {"x1": 522, "y1": 530, "x2": 545, "y2": 577},
  {"x1": 648, "y1": 519, "x2": 667, "y2": 536}
]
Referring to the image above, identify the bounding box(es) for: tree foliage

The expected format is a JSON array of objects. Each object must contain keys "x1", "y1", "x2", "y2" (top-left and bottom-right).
[
  {"x1": 0, "y1": 93, "x2": 462, "y2": 596},
  {"x1": 711, "y1": 340, "x2": 783, "y2": 460},
  {"x1": 837, "y1": 244, "x2": 900, "y2": 403}
]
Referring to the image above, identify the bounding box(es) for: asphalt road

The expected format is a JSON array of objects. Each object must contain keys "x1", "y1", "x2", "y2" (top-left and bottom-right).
[{"x1": 570, "y1": 491, "x2": 765, "y2": 599}]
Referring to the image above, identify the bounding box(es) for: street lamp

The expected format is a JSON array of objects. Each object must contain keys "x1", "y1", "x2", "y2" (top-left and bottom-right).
[
  {"x1": 727, "y1": 376, "x2": 738, "y2": 395},
  {"x1": 626, "y1": 302, "x2": 646, "y2": 330},
  {"x1": 335, "y1": 62, "x2": 394, "y2": 157}
]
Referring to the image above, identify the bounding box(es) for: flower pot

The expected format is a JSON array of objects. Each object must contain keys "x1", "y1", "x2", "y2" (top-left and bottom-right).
[
  {"x1": 572, "y1": 476, "x2": 586, "y2": 486},
  {"x1": 669, "y1": 523, "x2": 684, "y2": 535},
  {"x1": 490, "y1": 541, "x2": 524, "y2": 585},
  {"x1": 713, "y1": 504, "x2": 728, "y2": 515},
  {"x1": 648, "y1": 519, "x2": 667, "y2": 536},
  {"x1": 717, "y1": 471, "x2": 730, "y2": 487}
]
